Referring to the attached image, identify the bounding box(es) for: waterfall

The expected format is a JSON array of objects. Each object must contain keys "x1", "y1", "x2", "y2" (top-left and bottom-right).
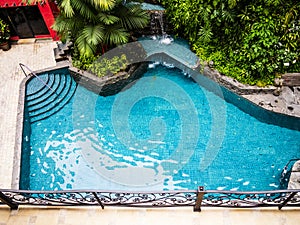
[
  {"x1": 156, "y1": 11, "x2": 165, "y2": 35},
  {"x1": 150, "y1": 11, "x2": 173, "y2": 45},
  {"x1": 150, "y1": 11, "x2": 165, "y2": 35}
]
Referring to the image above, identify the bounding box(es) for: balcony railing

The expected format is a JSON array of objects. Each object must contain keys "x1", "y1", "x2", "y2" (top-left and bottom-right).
[{"x1": 0, "y1": 187, "x2": 299, "y2": 211}]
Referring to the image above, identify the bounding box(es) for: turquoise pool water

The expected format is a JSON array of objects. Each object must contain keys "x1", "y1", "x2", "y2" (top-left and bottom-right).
[{"x1": 21, "y1": 65, "x2": 300, "y2": 191}]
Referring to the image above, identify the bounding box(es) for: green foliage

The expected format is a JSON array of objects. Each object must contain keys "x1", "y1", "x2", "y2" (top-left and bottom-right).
[
  {"x1": 0, "y1": 19, "x2": 10, "y2": 43},
  {"x1": 160, "y1": 0, "x2": 300, "y2": 85},
  {"x1": 72, "y1": 48, "x2": 97, "y2": 70},
  {"x1": 53, "y1": 0, "x2": 149, "y2": 57},
  {"x1": 88, "y1": 54, "x2": 128, "y2": 77},
  {"x1": 72, "y1": 47, "x2": 128, "y2": 77}
]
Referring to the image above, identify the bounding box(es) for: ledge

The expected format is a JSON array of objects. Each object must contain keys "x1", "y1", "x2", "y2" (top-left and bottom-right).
[
  {"x1": 201, "y1": 66, "x2": 277, "y2": 95},
  {"x1": 282, "y1": 73, "x2": 300, "y2": 86},
  {"x1": 288, "y1": 161, "x2": 300, "y2": 189},
  {"x1": 69, "y1": 63, "x2": 148, "y2": 96},
  {"x1": 199, "y1": 66, "x2": 300, "y2": 119}
]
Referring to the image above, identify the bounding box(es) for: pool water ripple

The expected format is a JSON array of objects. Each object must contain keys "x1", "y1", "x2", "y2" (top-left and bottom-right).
[{"x1": 21, "y1": 65, "x2": 300, "y2": 191}]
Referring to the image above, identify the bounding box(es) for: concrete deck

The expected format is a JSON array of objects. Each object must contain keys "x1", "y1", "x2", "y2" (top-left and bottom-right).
[
  {"x1": 0, "y1": 41, "x2": 299, "y2": 224},
  {"x1": 0, "y1": 40, "x2": 57, "y2": 188},
  {"x1": 1, "y1": 206, "x2": 300, "y2": 225}
]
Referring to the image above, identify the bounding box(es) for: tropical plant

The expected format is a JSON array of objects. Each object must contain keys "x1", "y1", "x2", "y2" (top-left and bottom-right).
[
  {"x1": 52, "y1": 0, "x2": 149, "y2": 57},
  {"x1": 159, "y1": 0, "x2": 300, "y2": 85},
  {"x1": 88, "y1": 54, "x2": 128, "y2": 77},
  {"x1": 72, "y1": 48, "x2": 98, "y2": 71},
  {"x1": 0, "y1": 19, "x2": 10, "y2": 43},
  {"x1": 72, "y1": 48, "x2": 128, "y2": 77}
]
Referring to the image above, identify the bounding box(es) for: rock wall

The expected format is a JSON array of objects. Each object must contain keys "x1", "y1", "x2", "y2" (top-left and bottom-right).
[
  {"x1": 200, "y1": 66, "x2": 277, "y2": 95},
  {"x1": 69, "y1": 63, "x2": 148, "y2": 96}
]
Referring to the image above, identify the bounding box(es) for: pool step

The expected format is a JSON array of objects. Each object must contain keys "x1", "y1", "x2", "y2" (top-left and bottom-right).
[
  {"x1": 27, "y1": 74, "x2": 61, "y2": 104},
  {"x1": 26, "y1": 74, "x2": 51, "y2": 98},
  {"x1": 28, "y1": 75, "x2": 67, "y2": 111},
  {"x1": 26, "y1": 72, "x2": 77, "y2": 123}
]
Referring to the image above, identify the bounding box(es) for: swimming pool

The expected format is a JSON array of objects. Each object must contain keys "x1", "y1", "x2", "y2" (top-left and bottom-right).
[{"x1": 20, "y1": 65, "x2": 300, "y2": 191}]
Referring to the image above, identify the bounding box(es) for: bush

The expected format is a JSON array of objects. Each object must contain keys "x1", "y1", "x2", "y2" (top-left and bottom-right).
[
  {"x1": 87, "y1": 54, "x2": 128, "y2": 77},
  {"x1": 0, "y1": 19, "x2": 10, "y2": 43},
  {"x1": 72, "y1": 46, "x2": 128, "y2": 77},
  {"x1": 160, "y1": 0, "x2": 300, "y2": 85}
]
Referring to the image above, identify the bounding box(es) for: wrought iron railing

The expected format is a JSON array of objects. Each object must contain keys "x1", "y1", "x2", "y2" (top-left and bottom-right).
[{"x1": 0, "y1": 188, "x2": 299, "y2": 211}]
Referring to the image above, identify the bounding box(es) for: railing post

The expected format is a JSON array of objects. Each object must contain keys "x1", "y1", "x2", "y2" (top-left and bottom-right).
[
  {"x1": 278, "y1": 192, "x2": 298, "y2": 210},
  {"x1": 194, "y1": 186, "x2": 205, "y2": 212},
  {"x1": 92, "y1": 192, "x2": 104, "y2": 209},
  {"x1": 0, "y1": 191, "x2": 18, "y2": 210}
]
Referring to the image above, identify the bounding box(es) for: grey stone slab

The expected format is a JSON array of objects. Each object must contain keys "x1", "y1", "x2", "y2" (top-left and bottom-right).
[{"x1": 0, "y1": 41, "x2": 56, "y2": 188}]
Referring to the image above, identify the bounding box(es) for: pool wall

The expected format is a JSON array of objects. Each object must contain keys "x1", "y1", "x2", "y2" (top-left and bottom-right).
[
  {"x1": 68, "y1": 63, "x2": 148, "y2": 96},
  {"x1": 201, "y1": 66, "x2": 277, "y2": 95}
]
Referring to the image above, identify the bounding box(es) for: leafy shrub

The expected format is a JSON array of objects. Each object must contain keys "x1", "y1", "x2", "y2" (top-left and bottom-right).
[
  {"x1": 72, "y1": 49, "x2": 97, "y2": 70},
  {"x1": 72, "y1": 46, "x2": 128, "y2": 77},
  {"x1": 87, "y1": 54, "x2": 128, "y2": 77},
  {"x1": 0, "y1": 19, "x2": 10, "y2": 43},
  {"x1": 160, "y1": 0, "x2": 300, "y2": 85}
]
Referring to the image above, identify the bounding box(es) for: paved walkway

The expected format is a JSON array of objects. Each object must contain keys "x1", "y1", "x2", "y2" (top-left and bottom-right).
[
  {"x1": 0, "y1": 206, "x2": 300, "y2": 225},
  {"x1": 0, "y1": 40, "x2": 57, "y2": 188}
]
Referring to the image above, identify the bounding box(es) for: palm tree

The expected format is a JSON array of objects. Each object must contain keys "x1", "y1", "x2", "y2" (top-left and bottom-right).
[{"x1": 52, "y1": 0, "x2": 149, "y2": 56}]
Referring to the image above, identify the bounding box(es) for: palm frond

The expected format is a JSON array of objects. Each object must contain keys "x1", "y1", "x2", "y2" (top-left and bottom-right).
[
  {"x1": 52, "y1": 15, "x2": 85, "y2": 38},
  {"x1": 116, "y1": 4, "x2": 149, "y2": 30},
  {"x1": 78, "y1": 25, "x2": 105, "y2": 46},
  {"x1": 97, "y1": 13, "x2": 120, "y2": 25},
  {"x1": 91, "y1": 0, "x2": 116, "y2": 11},
  {"x1": 104, "y1": 25, "x2": 129, "y2": 45},
  {"x1": 76, "y1": 34, "x2": 97, "y2": 57},
  {"x1": 59, "y1": 0, "x2": 75, "y2": 17},
  {"x1": 71, "y1": 0, "x2": 98, "y2": 21},
  {"x1": 222, "y1": 9, "x2": 235, "y2": 23},
  {"x1": 198, "y1": 26, "x2": 213, "y2": 44}
]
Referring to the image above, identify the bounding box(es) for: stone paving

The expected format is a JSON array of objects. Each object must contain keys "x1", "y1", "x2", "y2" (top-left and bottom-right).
[
  {"x1": 0, "y1": 40, "x2": 57, "y2": 188},
  {"x1": 0, "y1": 206, "x2": 300, "y2": 225},
  {"x1": 243, "y1": 86, "x2": 300, "y2": 118}
]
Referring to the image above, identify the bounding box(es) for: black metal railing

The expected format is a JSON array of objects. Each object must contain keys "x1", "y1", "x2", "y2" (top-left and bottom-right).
[{"x1": 0, "y1": 188, "x2": 299, "y2": 211}]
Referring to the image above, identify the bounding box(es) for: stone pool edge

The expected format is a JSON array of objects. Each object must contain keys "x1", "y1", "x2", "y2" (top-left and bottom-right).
[{"x1": 201, "y1": 65, "x2": 300, "y2": 118}]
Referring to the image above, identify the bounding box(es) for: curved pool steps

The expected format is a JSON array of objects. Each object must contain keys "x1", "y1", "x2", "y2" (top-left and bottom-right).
[
  {"x1": 26, "y1": 74, "x2": 52, "y2": 99},
  {"x1": 27, "y1": 73, "x2": 61, "y2": 105},
  {"x1": 26, "y1": 73, "x2": 77, "y2": 123},
  {"x1": 28, "y1": 74, "x2": 66, "y2": 111}
]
